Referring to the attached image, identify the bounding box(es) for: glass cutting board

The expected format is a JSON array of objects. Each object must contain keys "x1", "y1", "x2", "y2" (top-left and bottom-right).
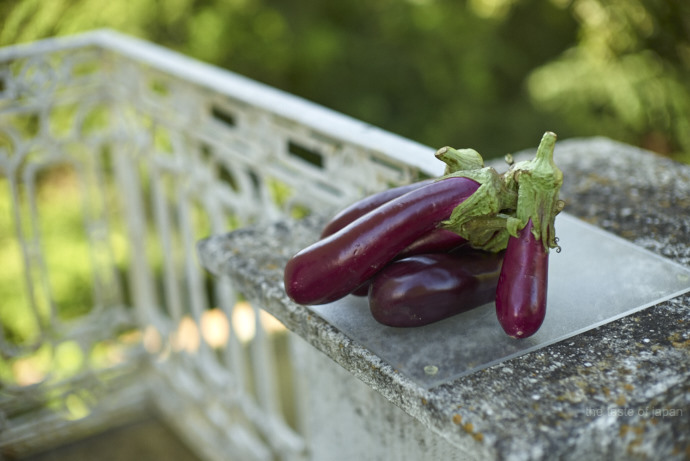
[{"x1": 307, "y1": 213, "x2": 690, "y2": 389}]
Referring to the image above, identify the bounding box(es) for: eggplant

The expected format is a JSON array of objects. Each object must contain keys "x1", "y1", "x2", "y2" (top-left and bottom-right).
[
  {"x1": 319, "y1": 179, "x2": 466, "y2": 258},
  {"x1": 284, "y1": 176, "x2": 480, "y2": 305},
  {"x1": 495, "y1": 132, "x2": 563, "y2": 338},
  {"x1": 320, "y1": 180, "x2": 433, "y2": 238},
  {"x1": 369, "y1": 250, "x2": 503, "y2": 327},
  {"x1": 319, "y1": 146, "x2": 485, "y2": 239},
  {"x1": 326, "y1": 194, "x2": 468, "y2": 269},
  {"x1": 349, "y1": 230, "x2": 469, "y2": 298},
  {"x1": 495, "y1": 220, "x2": 547, "y2": 338},
  {"x1": 319, "y1": 180, "x2": 464, "y2": 299}
]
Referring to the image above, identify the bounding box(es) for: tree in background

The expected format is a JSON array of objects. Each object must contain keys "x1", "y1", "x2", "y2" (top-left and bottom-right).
[
  {"x1": 528, "y1": 0, "x2": 690, "y2": 160},
  {"x1": 1, "y1": 0, "x2": 688, "y2": 162}
]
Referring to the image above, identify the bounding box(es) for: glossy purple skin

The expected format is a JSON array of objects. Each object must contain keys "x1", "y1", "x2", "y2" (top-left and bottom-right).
[
  {"x1": 284, "y1": 177, "x2": 480, "y2": 305},
  {"x1": 350, "y1": 233, "x2": 470, "y2": 297},
  {"x1": 323, "y1": 180, "x2": 434, "y2": 298},
  {"x1": 368, "y1": 250, "x2": 503, "y2": 327},
  {"x1": 320, "y1": 179, "x2": 433, "y2": 238},
  {"x1": 319, "y1": 179, "x2": 466, "y2": 299},
  {"x1": 396, "y1": 228, "x2": 468, "y2": 259},
  {"x1": 495, "y1": 219, "x2": 548, "y2": 338},
  {"x1": 350, "y1": 282, "x2": 371, "y2": 297}
]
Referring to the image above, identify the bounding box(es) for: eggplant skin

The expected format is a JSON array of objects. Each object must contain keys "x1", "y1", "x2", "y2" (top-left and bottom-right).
[
  {"x1": 284, "y1": 177, "x2": 480, "y2": 305},
  {"x1": 319, "y1": 180, "x2": 465, "y2": 300},
  {"x1": 397, "y1": 228, "x2": 467, "y2": 259},
  {"x1": 320, "y1": 179, "x2": 433, "y2": 238},
  {"x1": 495, "y1": 219, "x2": 548, "y2": 338},
  {"x1": 368, "y1": 250, "x2": 503, "y2": 328},
  {"x1": 350, "y1": 233, "x2": 470, "y2": 298}
]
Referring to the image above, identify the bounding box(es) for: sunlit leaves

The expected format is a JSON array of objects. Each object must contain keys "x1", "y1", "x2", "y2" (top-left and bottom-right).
[
  {"x1": 1, "y1": 0, "x2": 688, "y2": 160},
  {"x1": 528, "y1": 0, "x2": 690, "y2": 157}
]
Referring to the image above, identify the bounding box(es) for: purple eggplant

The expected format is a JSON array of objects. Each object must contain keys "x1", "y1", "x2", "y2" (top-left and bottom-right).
[
  {"x1": 284, "y1": 176, "x2": 480, "y2": 305},
  {"x1": 319, "y1": 179, "x2": 462, "y2": 299},
  {"x1": 369, "y1": 250, "x2": 503, "y2": 327},
  {"x1": 319, "y1": 147, "x2": 485, "y2": 239},
  {"x1": 495, "y1": 220, "x2": 547, "y2": 338},
  {"x1": 349, "y1": 230, "x2": 469, "y2": 298},
  {"x1": 495, "y1": 132, "x2": 563, "y2": 338},
  {"x1": 320, "y1": 180, "x2": 433, "y2": 238},
  {"x1": 321, "y1": 178, "x2": 467, "y2": 258}
]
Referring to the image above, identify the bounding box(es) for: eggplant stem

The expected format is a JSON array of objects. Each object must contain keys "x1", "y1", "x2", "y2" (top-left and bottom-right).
[
  {"x1": 505, "y1": 131, "x2": 564, "y2": 252},
  {"x1": 435, "y1": 146, "x2": 485, "y2": 174}
]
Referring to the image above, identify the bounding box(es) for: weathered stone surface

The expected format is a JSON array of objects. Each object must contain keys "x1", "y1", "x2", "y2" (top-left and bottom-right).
[{"x1": 198, "y1": 137, "x2": 690, "y2": 460}]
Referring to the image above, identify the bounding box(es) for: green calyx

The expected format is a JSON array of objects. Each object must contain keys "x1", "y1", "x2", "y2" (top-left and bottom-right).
[
  {"x1": 456, "y1": 214, "x2": 514, "y2": 253},
  {"x1": 435, "y1": 146, "x2": 484, "y2": 174},
  {"x1": 433, "y1": 131, "x2": 564, "y2": 253},
  {"x1": 505, "y1": 131, "x2": 564, "y2": 251},
  {"x1": 437, "y1": 166, "x2": 517, "y2": 253}
]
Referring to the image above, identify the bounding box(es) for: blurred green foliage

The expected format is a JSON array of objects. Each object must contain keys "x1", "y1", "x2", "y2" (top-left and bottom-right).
[
  {"x1": 0, "y1": 0, "x2": 688, "y2": 414},
  {"x1": 1, "y1": 0, "x2": 689, "y2": 160}
]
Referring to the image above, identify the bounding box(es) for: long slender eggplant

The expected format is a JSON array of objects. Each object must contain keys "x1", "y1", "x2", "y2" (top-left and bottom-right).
[
  {"x1": 320, "y1": 178, "x2": 467, "y2": 257},
  {"x1": 369, "y1": 250, "x2": 503, "y2": 327},
  {"x1": 495, "y1": 219, "x2": 547, "y2": 337},
  {"x1": 328, "y1": 203, "x2": 468, "y2": 265},
  {"x1": 284, "y1": 176, "x2": 480, "y2": 305},
  {"x1": 320, "y1": 180, "x2": 432, "y2": 238},
  {"x1": 320, "y1": 180, "x2": 465, "y2": 299},
  {"x1": 319, "y1": 147, "x2": 485, "y2": 240},
  {"x1": 495, "y1": 132, "x2": 563, "y2": 338}
]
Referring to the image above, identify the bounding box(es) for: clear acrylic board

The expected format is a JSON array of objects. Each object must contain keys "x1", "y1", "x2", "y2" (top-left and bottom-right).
[{"x1": 308, "y1": 213, "x2": 690, "y2": 389}]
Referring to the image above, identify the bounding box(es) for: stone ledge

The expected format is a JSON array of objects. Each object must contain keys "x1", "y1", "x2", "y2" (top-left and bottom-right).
[{"x1": 198, "y1": 137, "x2": 690, "y2": 460}]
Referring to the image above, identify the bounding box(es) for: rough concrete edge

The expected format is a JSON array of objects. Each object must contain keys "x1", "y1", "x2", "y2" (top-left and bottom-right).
[
  {"x1": 197, "y1": 137, "x2": 690, "y2": 460},
  {"x1": 197, "y1": 230, "x2": 497, "y2": 458},
  {"x1": 431, "y1": 136, "x2": 690, "y2": 460}
]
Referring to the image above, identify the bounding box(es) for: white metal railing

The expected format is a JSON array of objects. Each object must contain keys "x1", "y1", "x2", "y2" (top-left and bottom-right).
[{"x1": 0, "y1": 30, "x2": 441, "y2": 460}]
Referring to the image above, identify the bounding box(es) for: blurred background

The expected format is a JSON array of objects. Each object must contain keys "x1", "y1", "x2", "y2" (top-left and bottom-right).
[
  {"x1": 0, "y1": 1, "x2": 688, "y2": 457},
  {"x1": 1, "y1": 0, "x2": 689, "y2": 163}
]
